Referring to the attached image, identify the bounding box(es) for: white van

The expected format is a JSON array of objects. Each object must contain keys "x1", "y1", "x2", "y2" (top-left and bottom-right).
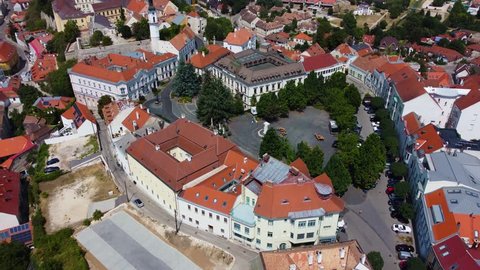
[{"x1": 398, "y1": 251, "x2": 413, "y2": 260}]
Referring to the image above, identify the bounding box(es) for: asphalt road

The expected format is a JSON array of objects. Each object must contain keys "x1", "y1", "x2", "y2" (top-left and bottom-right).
[
  {"x1": 96, "y1": 114, "x2": 258, "y2": 270},
  {"x1": 144, "y1": 82, "x2": 178, "y2": 123}
]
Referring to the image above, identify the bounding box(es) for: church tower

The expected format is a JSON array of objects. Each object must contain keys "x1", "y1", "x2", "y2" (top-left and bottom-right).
[{"x1": 148, "y1": 0, "x2": 160, "y2": 53}]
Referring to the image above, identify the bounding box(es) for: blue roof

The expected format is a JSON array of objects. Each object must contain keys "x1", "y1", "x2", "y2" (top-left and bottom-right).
[
  {"x1": 172, "y1": 14, "x2": 185, "y2": 25},
  {"x1": 252, "y1": 157, "x2": 290, "y2": 184},
  {"x1": 231, "y1": 203, "x2": 255, "y2": 226}
]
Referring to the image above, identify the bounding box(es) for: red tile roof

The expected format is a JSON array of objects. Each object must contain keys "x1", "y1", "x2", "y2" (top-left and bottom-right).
[
  {"x1": 467, "y1": 43, "x2": 480, "y2": 52},
  {"x1": 295, "y1": 33, "x2": 313, "y2": 42},
  {"x1": 412, "y1": 44, "x2": 463, "y2": 62},
  {"x1": 189, "y1": 44, "x2": 231, "y2": 69},
  {"x1": 0, "y1": 169, "x2": 20, "y2": 217},
  {"x1": 127, "y1": 119, "x2": 239, "y2": 192},
  {"x1": 403, "y1": 112, "x2": 421, "y2": 135},
  {"x1": 254, "y1": 173, "x2": 344, "y2": 219},
  {"x1": 0, "y1": 41, "x2": 17, "y2": 63},
  {"x1": 62, "y1": 102, "x2": 96, "y2": 128},
  {"x1": 304, "y1": 43, "x2": 326, "y2": 57},
  {"x1": 34, "y1": 96, "x2": 73, "y2": 111},
  {"x1": 455, "y1": 89, "x2": 480, "y2": 110},
  {"x1": 424, "y1": 189, "x2": 458, "y2": 242},
  {"x1": 334, "y1": 43, "x2": 355, "y2": 55},
  {"x1": 102, "y1": 102, "x2": 120, "y2": 125},
  {"x1": 388, "y1": 65, "x2": 427, "y2": 102},
  {"x1": 302, "y1": 53, "x2": 338, "y2": 72},
  {"x1": 70, "y1": 50, "x2": 176, "y2": 83},
  {"x1": 352, "y1": 55, "x2": 388, "y2": 73},
  {"x1": 187, "y1": 11, "x2": 200, "y2": 17},
  {"x1": 0, "y1": 135, "x2": 35, "y2": 169},
  {"x1": 121, "y1": 106, "x2": 150, "y2": 132},
  {"x1": 170, "y1": 27, "x2": 196, "y2": 51},
  {"x1": 180, "y1": 150, "x2": 258, "y2": 214},
  {"x1": 290, "y1": 158, "x2": 310, "y2": 178},
  {"x1": 363, "y1": 34, "x2": 375, "y2": 45},
  {"x1": 31, "y1": 54, "x2": 58, "y2": 82},
  {"x1": 432, "y1": 235, "x2": 480, "y2": 270},
  {"x1": 126, "y1": 0, "x2": 147, "y2": 14},
  {"x1": 413, "y1": 124, "x2": 444, "y2": 154},
  {"x1": 224, "y1": 28, "x2": 254, "y2": 46}
]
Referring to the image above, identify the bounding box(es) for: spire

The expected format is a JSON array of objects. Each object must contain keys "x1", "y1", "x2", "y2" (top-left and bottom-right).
[{"x1": 148, "y1": 0, "x2": 155, "y2": 11}]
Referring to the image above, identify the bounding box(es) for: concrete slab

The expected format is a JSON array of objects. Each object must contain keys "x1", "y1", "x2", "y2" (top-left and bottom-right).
[{"x1": 76, "y1": 211, "x2": 201, "y2": 270}]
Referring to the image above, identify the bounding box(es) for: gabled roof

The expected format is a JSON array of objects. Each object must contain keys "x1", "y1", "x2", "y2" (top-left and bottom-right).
[
  {"x1": 33, "y1": 96, "x2": 73, "y2": 111},
  {"x1": 170, "y1": 27, "x2": 196, "y2": 51},
  {"x1": 0, "y1": 41, "x2": 17, "y2": 63},
  {"x1": 455, "y1": 89, "x2": 480, "y2": 110},
  {"x1": 424, "y1": 189, "x2": 458, "y2": 242},
  {"x1": 126, "y1": 119, "x2": 238, "y2": 192},
  {"x1": 121, "y1": 107, "x2": 151, "y2": 132},
  {"x1": 432, "y1": 235, "x2": 480, "y2": 270},
  {"x1": 351, "y1": 55, "x2": 388, "y2": 73},
  {"x1": 304, "y1": 43, "x2": 325, "y2": 57},
  {"x1": 294, "y1": 33, "x2": 312, "y2": 42},
  {"x1": 189, "y1": 44, "x2": 231, "y2": 69},
  {"x1": 126, "y1": 0, "x2": 147, "y2": 14},
  {"x1": 31, "y1": 54, "x2": 58, "y2": 82},
  {"x1": 290, "y1": 158, "x2": 310, "y2": 178},
  {"x1": 363, "y1": 34, "x2": 375, "y2": 45},
  {"x1": 254, "y1": 173, "x2": 344, "y2": 219},
  {"x1": 224, "y1": 28, "x2": 254, "y2": 46},
  {"x1": 302, "y1": 53, "x2": 338, "y2": 72},
  {"x1": 413, "y1": 124, "x2": 444, "y2": 154},
  {"x1": 0, "y1": 169, "x2": 20, "y2": 217},
  {"x1": 403, "y1": 112, "x2": 421, "y2": 135},
  {"x1": 62, "y1": 102, "x2": 96, "y2": 128},
  {"x1": 92, "y1": 0, "x2": 122, "y2": 12},
  {"x1": 0, "y1": 135, "x2": 35, "y2": 169},
  {"x1": 334, "y1": 43, "x2": 356, "y2": 55},
  {"x1": 389, "y1": 65, "x2": 427, "y2": 102}
]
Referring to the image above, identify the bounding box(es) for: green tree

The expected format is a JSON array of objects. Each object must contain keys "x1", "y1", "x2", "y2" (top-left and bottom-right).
[
  {"x1": 324, "y1": 153, "x2": 352, "y2": 195},
  {"x1": 367, "y1": 251, "x2": 384, "y2": 270},
  {"x1": 132, "y1": 18, "x2": 150, "y2": 40},
  {"x1": 260, "y1": 128, "x2": 286, "y2": 159},
  {"x1": 97, "y1": 95, "x2": 113, "y2": 119},
  {"x1": 326, "y1": 29, "x2": 348, "y2": 50},
  {"x1": 391, "y1": 162, "x2": 408, "y2": 179},
  {"x1": 257, "y1": 92, "x2": 289, "y2": 121},
  {"x1": 172, "y1": 61, "x2": 201, "y2": 97},
  {"x1": 406, "y1": 257, "x2": 426, "y2": 270},
  {"x1": 196, "y1": 76, "x2": 240, "y2": 126},
  {"x1": 18, "y1": 85, "x2": 41, "y2": 110},
  {"x1": 278, "y1": 81, "x2": 307, "y2": 111},
  {"x1": 296, "y1": 141, "x2": 311, "y2": 159},
  {"x1": 119, "y1": 25, "x2": 132, "y2": 38},
  {"x1": 45, "y1": 59, "x2": 77, "y2": 96},
  {"x1": 394, "y1": 181, "x2": 410, "y2": 199},
  {"x1": 344, "y1": 84, "x2": 361, "y2": 109},
  {"x1": 205, "y1": 17, "x2": 233, "y2": 41},
  {"x1": 102, "y1": 36, "x2": 113, "y2": 46},
  {"x1": 384, "y1": 136, "x2": 400, "y2": 160},
  {"x1": 447, "y1": 39, "x2": 466, "y2": 54},
  {"x1": 296, "y1": 142, "x2": 324, "y2": 177},
  {"x1": 303, "y1": 71, "x2": 319, "y2": 104},
  {"x1": 0, "y1": 241, "x2": 30, "y2": 270},
  {"x1": 92, "y1": 209, "x2": 103, "y2": 220},
  {"x1": 89, "y1": 30, "x2": 104, "y2": 47},
  {"x1": 64, "y1": 20, "x2": 80, "y2": 43},
  {"x1": 327, "y1": 72, "x2": 347, "y2": 89},
  {"x1": 399, "y1": 202, "x2": 416, "y2": 220},
  {"x1": 353, "y1": 134, "x2": 386, "y2": 189},
  {"x1": 342, "y1": 12, "x2": 357, "y2": 36}
]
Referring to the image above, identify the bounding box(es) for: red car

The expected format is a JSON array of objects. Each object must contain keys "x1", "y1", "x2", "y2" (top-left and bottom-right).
[
  {"x1": 399, "y1": 260, "x2": 407, "y2": 269},
  {"x1": 386, "y1": 186, "x2": 395, "y2": 194}
]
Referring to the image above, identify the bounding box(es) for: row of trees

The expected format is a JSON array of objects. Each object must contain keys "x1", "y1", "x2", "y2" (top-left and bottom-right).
[
  {"x1": 89, "y1": 31, "x2": 113, "y2": 47},
  {"x1": 205, "y1": 17, "x2": 233, "y2": 41},
  {"x1": 256, "y1": 72, "x2": 361, "y2": 132}
]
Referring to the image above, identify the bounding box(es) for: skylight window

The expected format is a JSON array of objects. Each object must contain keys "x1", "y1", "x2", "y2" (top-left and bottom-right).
[
  {"x1": 204, "y1": 195, "x2": 209, "y2": 201},
  {"x1": 281, "y1": 199, "x2": 289, "y2": 204}
]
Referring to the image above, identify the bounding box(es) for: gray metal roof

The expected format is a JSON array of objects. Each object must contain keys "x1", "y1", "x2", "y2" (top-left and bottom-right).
[
  {"x1": 427, "y1": 152, "x2": 480, "y2": 190},
  {"x1": 231, "y1": 203, "x2": 256, "y2": 227},
  {"x1": 288, "y1": 208, "x2": 325, "y2": 219},
  {"x1": 252, "y1": 156, "x2": 290, "y2": 184},
  {"x1": 444, "y1": 187, "x2": 480, "y2": 215}
]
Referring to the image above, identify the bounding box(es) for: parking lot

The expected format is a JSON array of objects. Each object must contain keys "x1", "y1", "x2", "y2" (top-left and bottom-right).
[{"x1": 229, "y1": 107, "x2": 336, "y2": 163}]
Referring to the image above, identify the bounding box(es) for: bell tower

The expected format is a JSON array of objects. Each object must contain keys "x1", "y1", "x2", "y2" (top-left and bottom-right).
[{"x1": 148, "y1": 0, "x2": 160, "y2": 53}]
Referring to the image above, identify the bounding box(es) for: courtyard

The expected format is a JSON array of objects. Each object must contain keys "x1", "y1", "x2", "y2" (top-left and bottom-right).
[{"x1": 229, "y1": 106, "x2": 336, "y2": 163}]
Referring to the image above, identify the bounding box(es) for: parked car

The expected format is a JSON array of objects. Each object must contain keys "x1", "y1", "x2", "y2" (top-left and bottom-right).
[
  {"x1": 398, "y1": 251, "x2": 413, "y2": 260},
  {"x1": 396, "y1": 244, "x2": 415, "y2": 252},
  {"x1": 369, "y1": 114, "x2": 376, "y2": 121},
  {"x1": 388, "y1": 178, "x2": 398, "y2": 187},
  {"x1": 389, "y1": 206, "x2": 396, "y2": 212},
  {"x1": 392, "y1": 224, "x2": 412, "y2": 233},
  {"x1": 332, "y1": 140, "x2": 339, "y2": 148},
  {"x1": 46, "y1": 158, "x2": 60, "y2": 165},
  {"x1": 386, "y1": 186, "x2": 395, "y2": 194},
  {"x1": 44, "y1": 166, "x2": 60, "y2": 174},
  {"x1": 399, "y1": 260, "x2": 408, "y2": 269},
  {"x1": 371, "y1": 121, "x2": 380, "y2": 127},
  {"x1": 133, "y1": 198, "x2": 144, "y2": 208}
]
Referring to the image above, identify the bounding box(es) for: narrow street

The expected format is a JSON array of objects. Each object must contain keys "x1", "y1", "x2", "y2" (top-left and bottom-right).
[{"x1": 96, "y1": 114, "x2": 259, "y2": 270}]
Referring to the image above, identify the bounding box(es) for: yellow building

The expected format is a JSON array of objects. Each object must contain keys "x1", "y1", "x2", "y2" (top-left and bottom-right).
[
  {"x1": 92, "y1": 0, "x2": 124, "y2": 23},
  {"x1": 0, "y1": 41, "x2": 19, "y2": 74},
  {"x1": 52, "y1": 0, "x2": 92, "y2": 31}
]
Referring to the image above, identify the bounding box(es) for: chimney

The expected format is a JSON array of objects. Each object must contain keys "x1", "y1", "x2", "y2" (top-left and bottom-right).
[
  {"x1": 316, "y1": 251, "x2": 322, "y2": 263},
  {"x1": 140, "y1": 104, "x2": 143, "y2": 109},
  {"x1": 361, "y1": 254, "x2": 366, "y2": 264},
  {"x1": 155, "y1": 144, "x2": 160, "y2": 151},
  {"x1": 136, "y1": 111, "x2": 140, "y2": 119},
  {"x1": 308, "y1": 252, "x2": 313, "y2": 266},
  {"x1": 262, "y1": 153, "x2": 270, "y2": 162},
  {"x1": 147, "y1": 108, "x2": 150, "y2": 114},
  {"x1": 202, "y1": 51, "x2": 205, "y2": 57},
  {"x1": 339, "y1": 248, "x2": 346, "y2": 259},
  {"x1": 133, "y1": 120, "x2": 138, "y2": 130}
]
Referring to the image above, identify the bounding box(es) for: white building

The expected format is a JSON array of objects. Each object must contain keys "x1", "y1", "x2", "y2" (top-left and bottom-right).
[
  {"x1": 186, "y1": 11, "x2": 206, "y2": 35},
  {"x1": 68, "y1": 50, "x2": 177, "y2": 108},
  {"x1": 223, "y1": 28, "x2": 256, "y2": 53},
  {"x1": 154, "y1": 27, "x2": 197, "y2": 62},
  {"x1": 447, "y1": 89, "x2": 480, "y2": 140},
  {"x1": 211, "y1": 49, "x2": 306, "y2": 109},
  {"x1": 60, "y1": 102, "x2": 97, "y2": 136},
  {"x1": 302, "y1": 53, "x2": 344, "y2": 79}
]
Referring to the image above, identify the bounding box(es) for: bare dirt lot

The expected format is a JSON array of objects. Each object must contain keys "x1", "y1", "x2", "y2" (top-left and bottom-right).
[
  {"x1": 121, "y1": 206, "x2": 234, "y2": 270},
  {"x1": 48, "y1": 136, "x2": 98, "y2": 170},
  {"x1": 40, "y1": 164, "x2": 119, "y2": 233}
]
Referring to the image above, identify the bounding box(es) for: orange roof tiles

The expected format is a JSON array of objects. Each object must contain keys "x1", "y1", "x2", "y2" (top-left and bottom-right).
[
  {"x1": 34, "y1": 96, "x2": 73, "y2": 111},
  {"x1": 455, "y1": 88, "x2": 480, "y2": 110},
  {"x1": 0, "y1": 41, "x2": 17, "y2": 63},
  {"x1": 304, "y1": 43, "x2": 325, "y2": 57},
  {"x1": 126, "y1": 0, "x2": 147, "y2": 14},
  {"x1": 254, "y1": 173, "x2": 344, "y2": 219},
  {"x1": 170, "y1": 27, "x2": 196, "y2": 51},
  {"x1": 62, "y1": 102, "x2": 96, "y2": 127},
  {"x1": 187, "y1": 11, "x2": 200, "y2": 17},
  {"x1": 403, "y1": 112, "x2": 421, "y2": 135},
  {"x1": 189, "y1": 44, "x2": 231, "y2": 69},
  {"x1": 424, "y1": 189, "x2": 458, "y2": 242},
  {"x1": 335, "y1": 43, "x2": 355, "y2": 55},
  {"x1": 127, "y1": 119, "x2": 239, "y2": 192},
  {"x1": 70, "y1": 50, "x2": 176, "y2": 83},
  {"x1": 102, "y1": 102, "x2": 120, "y2": 125},
  {"x1": 121, "y1": 106, "x2": 150, "y2": 132},
  {"x1": 352, "y1": 55, "x2": 388, "y2": 73},
  {"x1": 31, "y1": 54, "x2": 58, "y2": 82},
  {"x1": 0, "y1": 135, "x2": 35, "y2": 169},
  {"x1": 224, "y1": 28, "x2": 254, "y2": 46},
  {"x1": 290, "y1": 158, "x2": 310, "y2": 178},
  {"x1": 413, "y1": 124, "x2": 444, "y2": 154},
  {"x1": 0, "y1": 169, "x2": 20, "y2": 217},
  {"x1": 295, "y1": 33, "x2": 312, "y2": 42}
]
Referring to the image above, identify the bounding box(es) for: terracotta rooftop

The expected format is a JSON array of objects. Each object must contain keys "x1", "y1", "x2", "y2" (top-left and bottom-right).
[
  {"x1": 351, "y1": 55, "x2": 388, "y2": 73},
  {"x1": 127, "y1": 119, "x2": 238, "y2": 192},
  {"x1": 388, "y1": 65, "x2": 427, "y2": 102},
  {"x1": 302, "y1": 53, "x2": 338, "y2": 72},
  {"x1": 304, "y1": 43, "x2": 326, "y2": 57},
  {"x1": 455, "y1": 89, "x2": 480, "y2": 111},
  {"x1": 102, "y1": 102, "x2": 120, "y2": 125},
  {"x1": 224, "y1": 28, "x2": 254, "y2": 46},
  {"x1": 0, "y1": 135, "x2": 35, "y2": 169},
  {"x1": 69, "y1": 50, "x2": 176, "y2": 83},
  {"x1": 290, "y1": 158, "x2": 310, "y2": 178},
  {"x1": 403, "y1": 112, "x2": 421, "y2": 135},
  {"x1": 0, "y1": 169, "x2": 20, "y2": 217},
  {"x1": 363, "y1": 34, "x2": 375, "y2": 45},
  {"x1": 126, "y1": 0, "x2": 147, "y2": 14},
  {"x1": 260, "y1": 240, "x2": 371, "y2": 270},
  {"x1": 170, "y1": 27, "x2": 196, "y2": 51},
  {"x1": 0, "y1": 41, "x2": 17, "y2": 63},
  {"x1": 31, "y1": 54, "x2": 58, "y2": 82},
  {"x1": 412, "y1": 44, "x2": 463, "y2": 62},
  {"x1": 424, "y1": 189, "x2": 458, "y2": 242},
  {"x1": 33, "y1": 96, "x2": 73, "y2": 111},
  {"x1": 413, "y1": 124, "x2": 444, "y2": 154},
  {"x1": 121, "y1": 106, "x2": 151, "y2": 132},
  {"x1": 62, "y1": 102, "x2": 96, "y2": 128},
  {"x1": 189, "y1": 44, "x2": 231, "y2": 69},
  {"x1": 295, "y1": 33, "x2": 313, "y2": 42},
  {"x1": 334, "y1": 43, "x2": 356, "y2": 56},
  {"x1": 254, "y1": 173, "x2": 344, "y2": 219}
]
